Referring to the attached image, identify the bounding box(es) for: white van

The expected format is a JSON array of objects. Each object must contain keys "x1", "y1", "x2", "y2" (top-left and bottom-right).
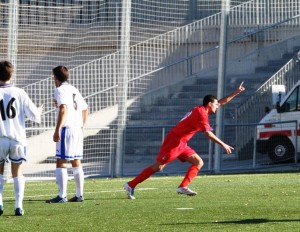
[{"x1": 256, "y1": 80, "x2": 300, "y2": 163}]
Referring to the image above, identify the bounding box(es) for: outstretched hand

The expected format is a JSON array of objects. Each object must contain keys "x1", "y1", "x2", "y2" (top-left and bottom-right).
[
  {"x1": 236, "y1": 81, "x2": 245, "y2": 94},
  {"x1": 38, "y1": 104, "x2": 44, "y2": 115},
  {"x1": 222, "y1": 144, "x2": 234, "y2": 154}
]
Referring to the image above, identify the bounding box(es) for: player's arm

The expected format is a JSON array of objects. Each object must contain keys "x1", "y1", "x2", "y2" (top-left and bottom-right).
[
  {"x1": 82, "y1": 108, "x2": 88, "y2": 126},
  {"x1": 38, "y1": 104, "x2": 44, "y2": 115},
  {"x1": 218, "y1": 82, "x2": 245, "y2": 106},
  {"x1": 53, "y1": 104, "x2": 67, "y2": 142},
  {"x1": 23, "y1": 91, "x2": 44, "y2": 123},
  {"x1": 204, "y1": 130, "x2": 234, "y2": 154}
]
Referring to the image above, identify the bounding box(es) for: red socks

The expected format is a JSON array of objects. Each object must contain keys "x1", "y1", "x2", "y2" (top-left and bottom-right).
[
  {"x1": 128, "y1": 166, "x2": 156, "y2": 188},
  {"x1": 128, "y1": 165, "x2": 200, "y2": 189},
  {"x1": 179, "y1": 165, "x2": 200, "y2": 188}
]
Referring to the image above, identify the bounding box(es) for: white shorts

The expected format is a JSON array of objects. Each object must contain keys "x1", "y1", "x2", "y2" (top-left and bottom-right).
[
  {"x1": 56, "y1": 127, "x2": 83, "y2": 161},
  {"x1": 0, "y1": 137, "x2": 26, "y2": 164}
]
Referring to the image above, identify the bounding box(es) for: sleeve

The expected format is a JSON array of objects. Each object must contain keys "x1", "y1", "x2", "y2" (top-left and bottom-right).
[
  {"x1": 77, "y1": 90, "x2": 88, "y2": 110},
  {"x1": 198, "y1": 109, "x2": 213, "y2": 131},
  {"x1": 54, "y1": 88, "x2": 67, "y2": 106}
]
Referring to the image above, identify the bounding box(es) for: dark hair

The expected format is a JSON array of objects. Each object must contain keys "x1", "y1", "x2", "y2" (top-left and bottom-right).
[
  {"x1": 203, "y1": 94, "x2": 217, "y2": 106},
  {"x1": 52, "y1": 66, "x2": 69, "y2": 82},
  {"x1": 0, "y1": 60, "x2": 14, "y2": 81}
]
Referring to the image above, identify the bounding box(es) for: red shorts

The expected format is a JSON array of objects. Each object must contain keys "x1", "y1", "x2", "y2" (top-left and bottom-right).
[{"x1": 156, "y1": 132, "x2": 196, "y2": 165}]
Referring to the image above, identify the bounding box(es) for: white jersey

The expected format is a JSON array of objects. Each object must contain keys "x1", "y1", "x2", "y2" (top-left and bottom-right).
[
  {"x1": 0, "y1": 85, "x2": 41, "y2": 146},
  {"x1": 54, "y1": 82, "x2": 88, "y2": 128}
]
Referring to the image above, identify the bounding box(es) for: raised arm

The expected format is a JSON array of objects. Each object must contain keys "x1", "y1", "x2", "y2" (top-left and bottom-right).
[{"x1": 218, "y1": 82, "x2": 245, "y2": 106}]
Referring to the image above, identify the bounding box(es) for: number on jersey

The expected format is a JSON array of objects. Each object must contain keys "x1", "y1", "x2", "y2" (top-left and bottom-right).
[{"x1": 0, "y1": 98, "x2": 16, "y2": 120}]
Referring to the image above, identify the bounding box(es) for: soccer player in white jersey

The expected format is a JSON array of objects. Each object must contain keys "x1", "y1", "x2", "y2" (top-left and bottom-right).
[
  {"x1": 46, "y1": 66, "x2": 88, "y2": 203},
  {"x1": 0, "y1": 60, "x2": 43, "y2": 216}
]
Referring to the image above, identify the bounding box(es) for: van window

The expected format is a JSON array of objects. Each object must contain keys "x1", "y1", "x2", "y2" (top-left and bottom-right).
[{"x1": 281, "y1": 86, "x2": 299, "y2": 112}]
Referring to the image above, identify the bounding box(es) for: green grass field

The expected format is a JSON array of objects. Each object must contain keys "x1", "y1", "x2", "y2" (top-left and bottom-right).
[{"x1": 0, "y1": 173, "x2": 299, "y2": 232}]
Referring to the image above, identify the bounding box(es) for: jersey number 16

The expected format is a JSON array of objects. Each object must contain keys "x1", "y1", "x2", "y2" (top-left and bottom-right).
[{"x1": 0, "y1": 98, "x2": 16, "y2": 120}]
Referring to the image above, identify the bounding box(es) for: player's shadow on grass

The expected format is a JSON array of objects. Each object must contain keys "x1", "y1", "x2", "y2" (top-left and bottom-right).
[
  {"x1": 217, "y1": 218, "x2": 300, "y2": 224},
  {"x1": 161, "y1": 218, "x2": 300, "y2": 226}
]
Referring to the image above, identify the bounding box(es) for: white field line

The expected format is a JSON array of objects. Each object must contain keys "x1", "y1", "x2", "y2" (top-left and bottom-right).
[{"x1": 4, "y1": 187, "x2": 158, "y2": 200}]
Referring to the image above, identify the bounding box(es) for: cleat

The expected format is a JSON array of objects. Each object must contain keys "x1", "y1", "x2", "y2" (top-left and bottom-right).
[
  {"x1": 177, "y1": 187, "x2": 197, "y2": 196},
  {"x1": 15, "y1": 208, "x2": 24, "y2": 216},
  {"x1": 45, "y1": 195, "x2": 67, "y2": 203},
  {"x1": 123, "y1": 183, "x2": 135, "y2": 199},
  {"x1": 68, "y1": 195, "x2": 84, "y2": 202},
  {"x1": 0, "y1": 205, "x2": 3, "y2": 216}
]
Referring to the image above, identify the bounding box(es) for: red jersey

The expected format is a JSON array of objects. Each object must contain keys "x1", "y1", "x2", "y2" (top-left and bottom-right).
[{"x1": 170, "y1": 105, "x2": 213, "y2": 142}]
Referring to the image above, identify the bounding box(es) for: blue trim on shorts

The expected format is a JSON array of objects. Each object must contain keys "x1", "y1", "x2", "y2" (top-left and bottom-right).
[
  {"x1": 9, "y1": 157, "x2": 26, "y2": 163},
  {"x1": 56, "y1": 155, "x2": 83, "y2": 160},
  {"x1": 56, "y1": 127, "x2": 83, "y2": 160}
]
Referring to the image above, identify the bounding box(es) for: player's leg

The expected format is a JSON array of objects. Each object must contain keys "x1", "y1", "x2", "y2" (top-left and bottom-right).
[
  {"x1": 124, "y1": 161, "x2": 165, "y2": 199},
  {"x1": 0, "y1": 138, "x2": 9, "y2": 215},
  {"x1": 46, "y1": 128, "x2": 71, "y2": 203},
  {"x1": 56, "y1": 159, "x2": 68, "y2": 198},
  {"x1": 124, "y1": 134, "x2": 182, "y2": 199},
  {"x1": 68, "y1": 128, "x2": 84, "y2": 202},
  {"x1": 179, "y1": 153, "x2": 203, "y2": 187},
  {"x1": 125, "y1": 141, "x2": 179, "y2": 198},
  {"x1": 177, "y1": 149, "x2": 204, "y2": 196},
  {"x1": 11, "y1": 162, "x2": 25, "y2": 215},
  {"x1": 127, "y1": 133, "x2": 181, "y2": 189},
  {"x1": 69, "y1": 159, "x2": 84, "y2": 202},
  {"x1": 128, "y1": 161, "x2": 166, "y2": 188},
  {"x1": 8, "y1": 140, "x2": 26, "y2": 215},
  {"x1": 46, "y1": 158, "x2": 68, "y2": 203},
  {"x1": 0, "y1": 162, "x2": 4, "y2": 215}
]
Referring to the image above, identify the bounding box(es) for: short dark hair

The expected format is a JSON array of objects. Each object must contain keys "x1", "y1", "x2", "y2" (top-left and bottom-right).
[
  {"x1": 52, "y1": 66, "x2": 69, "y2": 82},
  {"x1": 0, "y1": 60, "x2": 14, "y2": 82},
  {"x1": 203, "y1": 94, "x2": 217, "y2": 106}
]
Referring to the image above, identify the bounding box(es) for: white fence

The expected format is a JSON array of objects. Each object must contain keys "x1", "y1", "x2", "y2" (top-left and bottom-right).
[
  {"x1": 20, "y1": 0, "x2": 300, "y2": 131},
  {"x1": 1, "y1": 0, "x2": 300, "y2": 178}
]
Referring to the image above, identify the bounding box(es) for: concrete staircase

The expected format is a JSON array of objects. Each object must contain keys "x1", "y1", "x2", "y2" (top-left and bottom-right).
[{"x1": 255, "y1": 50, "x2": 299, "y2": 73}]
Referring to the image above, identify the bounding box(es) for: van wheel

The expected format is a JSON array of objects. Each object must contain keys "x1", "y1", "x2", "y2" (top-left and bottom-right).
[{"x1": 268, "y1": 137, "x2": 294, "y2": 163}]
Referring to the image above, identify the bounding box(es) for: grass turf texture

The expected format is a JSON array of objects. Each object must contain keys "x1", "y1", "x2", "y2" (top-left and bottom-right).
[{"x1": 0, "y1": 173, "x2": 300, "y2": 232}]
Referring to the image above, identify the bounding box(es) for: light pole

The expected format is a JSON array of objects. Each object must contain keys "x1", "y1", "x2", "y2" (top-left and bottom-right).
[{"x1": 214, "y1": 0, "x2": 230, "y2": 172}]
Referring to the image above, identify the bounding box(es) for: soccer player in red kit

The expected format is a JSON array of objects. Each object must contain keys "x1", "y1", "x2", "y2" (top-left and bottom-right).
[{"x1": 124, "y1": 82, "x2": 245, "y2": 199}]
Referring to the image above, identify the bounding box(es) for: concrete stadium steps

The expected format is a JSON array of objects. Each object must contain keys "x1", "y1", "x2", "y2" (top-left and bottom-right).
[
  {"x1": 129, "y1": 111, "x2": 186, "y2": 121},
  {"x1": 255, "y1": 46, "x2": 300, "y2": 73},
  {"x1": 145, "y1": 98, "x2": 203, "y2": 107},
  {"x1": 141, "y1": 105, "x2": 199, "y2": 113}
]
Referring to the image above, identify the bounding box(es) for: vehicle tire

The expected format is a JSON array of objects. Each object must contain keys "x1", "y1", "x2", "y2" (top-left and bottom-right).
[{"x1": 268, "y1": 137, "x2": 294, "y2": 163}]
